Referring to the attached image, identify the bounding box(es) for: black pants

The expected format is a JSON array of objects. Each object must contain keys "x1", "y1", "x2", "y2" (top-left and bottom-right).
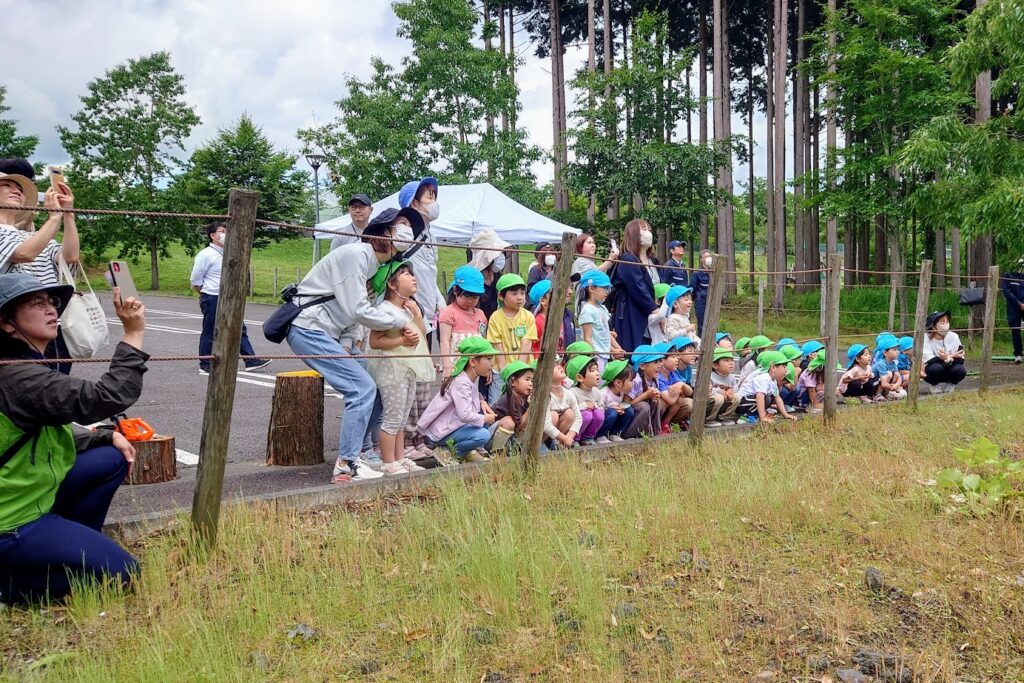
[
  {"x1": 924, "y1": 359, "x2": 966, "y2": 386},
  {"x1": 199, "y1": 293, "x2": 262, "y2": 371},
  {"x1": 1008, "y1": 303, "x2": 1022, "y2": 357},
  {"x1": 844, "y1": 377, "x2": 880, "y2": 397}
]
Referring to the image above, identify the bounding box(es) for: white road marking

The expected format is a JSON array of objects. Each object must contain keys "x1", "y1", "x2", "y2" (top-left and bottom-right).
[
  {"x1": 146, "y1": 308, "x2": 264, "y2": 326},
  {"x1": 234, "y1": 370, "x2": 343, "y2": 399},
  {"x1": 107, "y1": 320, "x2": 200, "y2": 335},
  {"x1": 175, "y1": 449, "x2": 199, "y2": 466}
]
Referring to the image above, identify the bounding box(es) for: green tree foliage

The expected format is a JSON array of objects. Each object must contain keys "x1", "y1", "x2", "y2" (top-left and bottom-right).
[
  {"x1": 564, "y1": 11, "x2": 731, "y2": 243},
  {"x1": 58, "y1": 51, "x2": 200, "y2": 289},
  {"x1": 899, "y1": 0, "x2": 1024, "y2": 261},
  {"x1": 0, "y1": 86, "x2": 38, "y2": 159},
  {"x1": 172, "y1": 114, "x2": 311, "y2": 251},
  {"x1": 299, "y1": 0, "x2": 542, "y2": 209}
]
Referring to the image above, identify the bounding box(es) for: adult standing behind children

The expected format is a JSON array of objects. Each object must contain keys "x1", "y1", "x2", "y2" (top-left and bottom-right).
[
  {"x1": 571, "y1": 233, "x2": 618, "y2": 279},
  {"x1": 398, "y1": 178, "x2": 445, "y2": 343},
  {"x1": 190, "y1": 222, "x2": 271, "y2": 375},
  {"x1": 661, "y1": 240, "x2": 689, "y2": 286},
  {"x1": 689, "y1": 249, "x2": 714, "y2": 335},
  {"x1": 467, "y1": 228, "x2": 511, "y2": 320},
  {"x1": 1002, "y1": 257, "x2": 1024, "y2": 364},
  {"x1": 610, "y1": 219, "x2": 660, "y2": 352},
  {"x1": 329, "y1": 194, "x2": 373, "y2": 250},
  {"x1": 287, "y1": 207, "x2": 425, "y2": 483}
]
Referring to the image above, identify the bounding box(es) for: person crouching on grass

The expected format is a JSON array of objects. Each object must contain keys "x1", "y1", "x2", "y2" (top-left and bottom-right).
[
  {"x1": 656, "y1": 341, "x2": 691, "y2": 433},
  {"x1": 490, "y1": 360, "x2": 533, "y2": 454},
  {"x1": 896, "y1": 336, "x2": 914, "y2": 389},
  {"x1": 596, "y1": 360, "x2": 636, "y2": 443},
  {"x1": 417, "y1": 338, "x2": 514, "y2": 464},
  {"x1": 543, "y1": 359, "x2": 581, "y2": 449},
  {"x1": 709, "y1": 347, "x2": 741, "y2": 425},
  {"x1": 567, "y1": 355, "x2": 604, "y2": 445},
  {"x1": 797, "y1": 352, "x2": 828, "y2": 412},
  {"x1": 624, "y1": 344, "x2": 664, "y2": 438},
  {"x1": 872, "y1": 334, "x2": 907, "y2": 401},
  {"x1": 736, "y1": 350, "x2": 798, "y2": 423},
  {"x1": 839, "y1": 343, "x2": 881, "y2": 403}
]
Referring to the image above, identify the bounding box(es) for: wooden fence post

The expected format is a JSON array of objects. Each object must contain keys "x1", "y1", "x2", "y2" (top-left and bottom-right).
[
  {"x1": 823, "y1": 254, "x2": 842, "y2": 423},
  {"x1": 819, "y1": 274, "x2": 827, "y2": 339},
  {"x1": 908, "y1": 259, "x2": 933, "y2": 411},
  {"x1": 521, "y1": 232, "x2": 576, "y2": 474},
  {"x1": 757, "y1": 277, "x2": 765, "y2": 335},
  {"x1": 273, "y1": 267, "x2": 278, "y2": 296},
  {"x1": 979, "y1": 264, "x2": 999, "y2": 395},
  {"x1": 192, "y1": 189, "x2": 259, "y2": 547},
  {"x1": 689, "y1": 255, "x2": 728, "y2": 444}
]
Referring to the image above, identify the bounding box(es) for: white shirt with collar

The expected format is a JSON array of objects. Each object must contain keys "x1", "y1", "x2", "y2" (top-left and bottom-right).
[{"x1": 190, "y1": 243, "x2": 223, "y2": 295}]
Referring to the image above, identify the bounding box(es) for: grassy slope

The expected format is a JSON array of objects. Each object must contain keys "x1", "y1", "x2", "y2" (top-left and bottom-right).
[{"x1": 4, "y1": 391, "x2": 1023, "y2": 681}]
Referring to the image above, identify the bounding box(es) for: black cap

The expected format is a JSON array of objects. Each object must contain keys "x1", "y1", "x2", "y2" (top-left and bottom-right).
[
  {"x1": 0, "y1": 158, "x2": 35, "y2": 180},
  {"x1": 363, "y1": 207, "x2": 425, "y2": 239},
  {"x1": 925, "y1": 310, "x2": 951, "y2": 329},
  {"x1": 348, "y1": 194, "x2": 371, "y2": 207}
]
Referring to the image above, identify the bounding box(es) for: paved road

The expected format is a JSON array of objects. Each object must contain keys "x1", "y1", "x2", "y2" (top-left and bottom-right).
[{"x1": 88, "y1": 293, "x2": 1024, "y2": 521}]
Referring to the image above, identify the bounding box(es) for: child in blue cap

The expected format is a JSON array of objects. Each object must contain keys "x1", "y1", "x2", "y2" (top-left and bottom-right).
[
  {"x1": 896, "y1": 336, "x2": 914, "y2": 388},
  {"x1": 656, "y1": 340, "x2": 692, "y2": 433},
  {"x1": 871, "y1": 335, "x2": 906, "y2": 400},
  {"x1": 663, "y1": 285, "x2": 697, "y2": 343},
  {"x1": 839, "y1": 343, "x2": 881, "y2": 403},
  {"x1": 626, "y1": 344, "x2": 665, "y2": 438},
  {"x1": 439, "y1": 265, "x2": 489, "y2": 377},
  {"x1": 577, "y1": 269, "x2": 622, "y2": 371}
]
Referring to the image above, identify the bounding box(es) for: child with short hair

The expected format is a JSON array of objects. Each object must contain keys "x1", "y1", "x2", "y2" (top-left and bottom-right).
[
  {"x1": 568, "y1": 355, "x2": 605, "y2": 445},
  {"x1": 577, "y1": 269, "x2": 622, "y2": 371},
  {"x1": 543, "y1": 359, "x2": 582, "y2": 448},
  {"x1": 715, "y1": 332, "x2": 733, "y2": 350},
  {"x1": 839, "y1": 343, "x2": 881, "y2": 403},
  {"x1": 777, "y1": 344, "x2": 804, "y2": 410},
  {"x1": 487, "y1": 273, "x2": 538, "y2": 401},
  {"x1": 737, "y1": 350, "x2": 798, "y2": 422},
  {"x1": 738, "y1": 335, "x2": 775, "y2": 385},
  {"x1": 872, "y1": 335, "x2": 907, "y2": 400},
  {"x1": 418, "y1": 337, "x2": 515, "y2": 463},
  {"x1": 564, "y1": 340, "x2": 595, "y2": 365},
  {"x1": 656, "y1": 342, "x2": 692, "y2": 433},
  {"x1": 734, "y1": 337, "x2": 752, "y2": 365},
  {"x1": 438, "y1": 265, "x2": 489, "y2": 377},
  {"x1": 896, "y1": 336, "x2": 914, "y2": 388},
  {"x1": 800, "y1": 340, "x2": 824, "y2": 371},
  {"x1": 675, "y1": 336, "x2": 729, "y2": 425},
  {"x1": 624, "y1": 344, "x2": 664, "y2": 438},
  {"x1": 709, "y1": 347, "x2": 741, "y2": 425},
  {"x1": 663, "y1": 285, "x2": 697, "y2": 342},
  {"x1": 596, "y1": 360, "x2": 636, "y2": 442}
]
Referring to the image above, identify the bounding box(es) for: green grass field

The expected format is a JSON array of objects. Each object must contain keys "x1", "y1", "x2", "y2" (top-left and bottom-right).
[{"x1": 3, "y1": 391, "x2": 1023, "y2": 680}]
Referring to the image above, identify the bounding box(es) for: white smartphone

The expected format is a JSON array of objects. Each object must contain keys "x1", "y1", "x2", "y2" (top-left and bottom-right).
[
  {"x1": 108, "y1": 261, "x2": 141, "y2": 301},
  {"x1": 610, "y1": 238, "x2": 618, "y2": 253}
]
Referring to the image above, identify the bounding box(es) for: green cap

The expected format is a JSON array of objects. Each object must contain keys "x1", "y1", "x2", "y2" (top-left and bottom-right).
[
  {"x1": 565, "y1": 355, "x2": 596, "y2": 385},
  {"x1": 600, "y1": 359, "x2": 630, "y2": 386},
  {"x1": 807, "y1": 353, "x2": 826, "y2": 372},
  {"x1": 496, "y1": 273, "x2": 526, "y2": 293},
  {"x1": 451, "y1": 337, "x2": 498, "y2": 376},
  {"x1": 779, "y1": 344, "x2": 802, "y2": 362},
  {"x1": 500, "y1": 359, "x2": 535, "y2": 384},
  {"x1": 734, "y1": 336, "x2": 752, "y2": 350},
  {"x1": 748, "y1": 335, "x2": 774, "y2": 350},
  {"x1": 785, "y1": 362, "x2": 796, "y2": 385},
  {"x1": 757, "y1": 349, "x2": 787, "y2": 371},
  {"x1": 565, "y1": 340, "x2": 595, "y2": 356},
  {"x1": 654, "y1": 283, "x2": 671, "y2": 301},
  {"x1": 370, "y1": 260, "x2": 410, "y2": 295},
  {"x1": 712, "y1": 347, "x2": 734, "y2": 362}
]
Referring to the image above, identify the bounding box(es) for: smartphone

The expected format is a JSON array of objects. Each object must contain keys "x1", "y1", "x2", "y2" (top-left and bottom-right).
[
  {"x1": 108, "y1": 261, "x2": 140, "y2": 301},
  {"x1": 48, "y1": 165, "x2": 66, "y2": 189},
  {"x1": 610, "y1": 237, "x2": 618, "y2": 253}
]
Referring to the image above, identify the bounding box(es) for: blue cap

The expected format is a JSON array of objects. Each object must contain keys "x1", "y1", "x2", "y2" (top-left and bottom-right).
[
  {"x1": 398, "y1": 177, "x2": 439, "y2": 208},
  {"x1": 529, "y1": 279, "x2": 552, "y2": 307},
  {"x1": 579, "y1": 269, "x2": 612, "y2": 289},
  {"x1": 801, "y1": 340, "x2": 825, "y2": 356},
  {"x1": 776, "y1": 337, "x2": 797, "y2": 350},
  {"x1": 875, "y1": 331, "x2": 893, "y2": 346},
  {"x1": 897, "y1": 336, "x2": 913, "y2": 351},
  {"x1": 846, "y1": 343, "x2": 868, "y2": 368},
  {"x1": 631, "y1": 344, "x2": 665, "y2": 368},
  {"x1": 664, "y1": 285, "x2": 692, "y2": 311},
  {"x1": 653, "y1": 341, "x2": 674, "y2": 356},
  {"x1": 672, "y1": 336, "x2": 697, "y2": 351},
  {"x1": 876, "y1": 334, "x2": 899, "y2": 352},
  {"x1": 715, "y1": 332, "x2": 731, "y2": 343},
  {"x1": 449, "y1": 265, "x2": 485, "y2": 295}
]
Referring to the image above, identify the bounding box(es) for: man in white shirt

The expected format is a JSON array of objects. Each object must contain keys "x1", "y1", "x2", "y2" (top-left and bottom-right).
[
  {"x1": 329, "y1": 194, "x2": 373, "y2": 251},
  {"x1": 190, "y1": 222, "x2": 270, "y2": 375}
]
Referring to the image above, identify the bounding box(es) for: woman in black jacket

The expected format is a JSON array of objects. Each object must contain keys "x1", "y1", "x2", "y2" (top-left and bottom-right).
[{"x1": 0, "y1": 273, "x2": 148, "y2": 604}]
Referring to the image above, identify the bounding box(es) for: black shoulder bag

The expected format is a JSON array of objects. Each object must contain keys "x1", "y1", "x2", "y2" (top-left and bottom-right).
[{"x1": 263, "y1": 285, "x2": 336, "y2": 344}]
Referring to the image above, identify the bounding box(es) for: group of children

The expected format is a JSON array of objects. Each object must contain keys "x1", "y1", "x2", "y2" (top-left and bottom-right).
[{"x1": 364, "y1": 261, "x2": 925, "y2": 470}]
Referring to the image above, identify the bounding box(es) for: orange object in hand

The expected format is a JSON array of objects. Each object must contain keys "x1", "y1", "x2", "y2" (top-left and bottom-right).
[{"x1": 116, "y1": 417, "x2": 155, "y2": 442}]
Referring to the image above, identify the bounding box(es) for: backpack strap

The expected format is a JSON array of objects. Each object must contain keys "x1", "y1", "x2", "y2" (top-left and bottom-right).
[{"x1": 294, "y1": 294, "x2": 336, "y2": 310}]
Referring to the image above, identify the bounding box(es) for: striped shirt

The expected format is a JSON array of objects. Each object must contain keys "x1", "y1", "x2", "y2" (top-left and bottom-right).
[{"x1": 0, "y1": 224, "x2": 62, "y2": 285}]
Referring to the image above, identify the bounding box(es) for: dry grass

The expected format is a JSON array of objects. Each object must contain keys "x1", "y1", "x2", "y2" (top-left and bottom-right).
[{"x1": 3, "y1": 391, "x2": 1024, "y2": 682}]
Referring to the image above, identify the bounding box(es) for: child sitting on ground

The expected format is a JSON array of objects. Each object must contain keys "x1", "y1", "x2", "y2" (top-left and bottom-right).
[
  {"x1": 543, "y1": 359, "x2": 582, "y2": 449},
  {"x1": 577, "y1": 270, "x2": 622, "y2": 371},
  {"x1": 648, "y1": 283, "x2": 671, "y2": 345},
  {"x1": 656, "y1": 342, "x2": 692, "y2": 433},
  {"x1": 663, "y1": 286, "x2": 697, "y2": 342},
  {"x1": 738, "y1": 335, "x2": 775, "y2": 385},
  {"x1": 797, "y1": 352, "x2": 827, "y2": 412},
  {"x1": 734, "y1": 337, "x2": 752, "y2": 365},
  {"x1": 418, "y1": 337, "x2": 515, "y2": 464},
  {"x1": 736, "y1": 350, "x2": 798, "y2": 423},
  {"x1": 490, "y1": 360, "x2": 534, "y2": 451},
  {"x1": 777, "y1": 344, "x2": 804, "y2": 410},
  {"x1": 596, "y1": 360, "x2": 636, "y2": 443},
  {"x1": 709, "y1": 347, "x2": 741, "y2": 425},
  {"x1": 896, "y1": 336, "x2": 914, "y2": 388},
  {"x1": 800, "y1": 340, "x2": 824, "y2": 371},
  {"x1": 715, "y1": 332, "x2": 733, "y2": 350},
  {"x1": 872, "y1": 335, "x2": 907, "y2": 400},
  {"x1": 675, "y1": 336, "x2": 729, "y2": 426},
  {"x1": 839, "y1": 343, "x2": 881, "y2": 403},
  {"x1": 438, "y1": 266, "x2": 489, "y2": 377},
  {"x1": 568, "y1": 355, "x2": 605, "y2": 445},
  {"x1": 625, "y1": 345, "x2": 665, "y2": 438},
  {"x1": 486, "y1": 273, "x2": 538, "y2": 402}
]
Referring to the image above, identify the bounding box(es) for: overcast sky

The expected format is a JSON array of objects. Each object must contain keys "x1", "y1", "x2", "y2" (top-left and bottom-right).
[{"x1": 5, "y1": 0, "x2": 780, "y2": 199}]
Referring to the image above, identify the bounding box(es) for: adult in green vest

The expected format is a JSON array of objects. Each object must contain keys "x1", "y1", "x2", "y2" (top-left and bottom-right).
[{"x1": 0, "y1": 273, "x2": 147, "y2": 604}]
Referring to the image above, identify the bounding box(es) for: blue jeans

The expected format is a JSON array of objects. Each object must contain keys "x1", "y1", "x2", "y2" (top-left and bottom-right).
[
  {"x1": 287, "y1": 326, "x2": 376, "y2": 463},
  {"x1": 596, "y1": 405, "x2": 635, "y2": 438},
  {"x1": 437, "y1": 424, "x2": 491, "y2": 456},
  {"x1": 779, "y1": 386, "x2": 800, "y2": 407},
  {"x1": 0, "y1": 446, "x2": 137, "y2": 604},
  {"x1": 199, "y1": 293, "x2": 263, "y2": 371}
]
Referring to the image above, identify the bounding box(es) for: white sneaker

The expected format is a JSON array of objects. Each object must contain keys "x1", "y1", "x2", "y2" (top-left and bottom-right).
[
  {"x1": 942, "y1": 382, "x2": 956, "y2": 394},
  {"x1": 608, "y1": 435, "x2": 624, "y2": 442},
  {"x1": 1016, "y1": 355, "x2": 1022, "y2": 365},
  {"x1": 928, "y1": 383, "x2": 942, "y2": 395},
  {"x1": 399, "y1": 458, "x2": 425, "y2": 472},
  {"x1": 381, "y1": 461, "x2": 406, "y2": 476},
  {"x1": 352, "y1": 459, "x2": 383, "y2": 480},
  {"x1": 595, "y1": 436, "x2": 611, "y2": 444},
  {"x1": 706, "y1": 421, "x2": 723, "y2": 427}
]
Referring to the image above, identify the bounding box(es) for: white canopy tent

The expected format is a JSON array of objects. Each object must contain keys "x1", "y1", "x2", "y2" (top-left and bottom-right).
[{"x1": 313, "y1": 182, "x2": 579, "y2": 245}]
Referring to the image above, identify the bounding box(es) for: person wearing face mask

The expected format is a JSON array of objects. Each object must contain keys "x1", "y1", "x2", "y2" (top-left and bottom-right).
[
  {"x1": 921, "y1": 310, "x2": 966, "y2": 394},
  {"x1": 329, "y1": 194, "x2": 373, "y2": 251},
  {"x1": 191, "y1": 222, "x2": 270, "y2": 375},
  {"x1": 689, "y1": 249, "x2": 714, "y2": 335},
  {"x1": 609, "y1": 219, "x2": 660, "y2": 352},
  {"x1": 467, "y1": 228, "x2": 511, "y2": 319},
  {"x1": 398, "y1": 178, "x2": 444, "y2": 344},
  {"x1": 527, "y1": 243, "x2": 558, "y2": 291},
  {"x1": 1001, "y1": 257, "x2": 1024, "y2": 364}
]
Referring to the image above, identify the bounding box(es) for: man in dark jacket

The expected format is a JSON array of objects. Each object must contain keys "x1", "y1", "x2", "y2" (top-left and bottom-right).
[{"x1": 1002, "y1": 258, "x2": 1024, "y2": 363}]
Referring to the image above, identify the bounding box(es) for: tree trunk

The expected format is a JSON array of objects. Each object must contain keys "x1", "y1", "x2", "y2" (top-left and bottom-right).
[
  {"x1": 825, "y1": 0, "x2": 838, "y2": 257},
  {"x1": 149, "y1": 228, "x2": 159, "y2": 290},
  {"x1": 970, "y1": 0, "x2": 992, "y2": 336},
  {"x1": 766, "y1": 14, "x2": 776, "y2": 282},
  {"x1": 857, "y1": 218, "x2": 869, "y2": 286},
  {"x1": 712, "y1": 0, "x2": 724, "y2": 254},
  {"x1": 603, "y1": 0, "x2": 618, "y2": 220},
  {"x1": 810, "y1": 83, "x2": 820, "y2": 274},
  {"x1": 748, "y1": 65, "x2": 756, "y2": 292},
  {"x1": 587, "y1": 0, "x2": 597, "y2": 225},
  {"x1": 549, "y1": 0, "x2": 568, "y2": 211},
  {"x1": 484, "y1": 0, "x2": 495, "y2": 181},
  {"x1": 699, "y1": 0, "x2": 709, "y2": 251},
  {"x1": 950, "y1": 226, "x2": 961, "y2": 287},
  {"x1": 933, "y1": 225, "x2": 946, "y2": 287},
  {"x1": 266, "y1": 372, "x2": 325, "y2": 466},
  {"x1": 874, "y1": 214, "x2": 886, "y2": 281},
  {"x1": 124, "y1": 435, "x2": 177, "y2": 485},
  {"x1": 792, "y1": 0, "x2": 806, "y2": 292},
  {"x1": 772, "y1": 0, "x2": 788, "y2": 310},
  {"x1": 843, "y1": 212, "x2": 855, "y2": 285},
  {"x1": 499, "y1": 0, "x2": 507, "y2": 133},
  {"x1": 718, "y1": 0, "x2": 736, "y2": 293},
  {"x1": 509, "y1": 4, "x2": 517, "y2": 131}
]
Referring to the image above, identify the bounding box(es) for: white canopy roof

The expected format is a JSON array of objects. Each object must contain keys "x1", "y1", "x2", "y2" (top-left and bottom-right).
[{"x1": 314, "y1": 182, "x2": 580, "y2": 245}]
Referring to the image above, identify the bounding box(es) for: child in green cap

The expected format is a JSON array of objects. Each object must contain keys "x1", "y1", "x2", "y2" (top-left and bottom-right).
[
  {"x1": 736, "y1": 350, "x2": 797, "y2": 423},
  {"x1": 797, "y1": 353, "x2": 827, "y2": 412},
  {"x1": 486, "y1": 273, "x2": 537, "y2": 402},
  {"x1": 491, "y1": 361, "x2": 534, "y2": 445},
  {"x1": 567, "y1": 355, "x2": 604, "y2": 445},
  {"x1": 596, "y1": 360, "x2": 636, "y2": 442},
  {"x1": 709, "y1": 347, "x2": 741, "y2": 425},
  {"x1": 738, "y1": 335, "x2": 775, "y2": 386}
]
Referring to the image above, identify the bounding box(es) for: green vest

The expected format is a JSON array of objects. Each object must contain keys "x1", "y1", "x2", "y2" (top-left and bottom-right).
[{"x1": 0, "y1": 413, "x2": 75, "y2": 533}]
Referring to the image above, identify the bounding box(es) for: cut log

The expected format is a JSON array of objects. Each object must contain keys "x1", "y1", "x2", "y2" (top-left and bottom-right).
[
  {"x1": 266, "y1": 370, "x2": 325, "y2": 466},
  {"x1": 125, "y1": 434, "x2": 177, "y2": 485}
]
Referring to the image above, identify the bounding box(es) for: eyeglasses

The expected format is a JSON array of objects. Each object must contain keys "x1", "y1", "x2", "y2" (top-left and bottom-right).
[{"x1": 24, "y1": 295, "x2": 60, "y2": 310}]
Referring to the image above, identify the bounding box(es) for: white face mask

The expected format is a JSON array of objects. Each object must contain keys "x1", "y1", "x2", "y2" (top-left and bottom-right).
[
  {"x1": 425, "y1": 202, "x2": 440, "y2": 221},
  {"x1": 936, "y1": 321, "x2": 950, "y2": 334},
  {"x1": 492, "y1": 253, "x2": 506, "y2": 271},
  {"x1": 640, "y1": 231, "x2": 653, "y2": 248},
  {"x1": 544, "y1": 254, "x2": 556, "y2": 267},
  {"x1": 704, "y1": 256, "x2": 713, "y2": 267},
  {"x1": 392, "y1": 224, "x2": 416, "y2": 250}
]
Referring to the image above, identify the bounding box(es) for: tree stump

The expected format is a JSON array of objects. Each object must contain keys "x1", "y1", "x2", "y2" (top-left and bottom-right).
[
  {"x1": 266, "y1": 370, "x2": 325, "y2": 466},
  {"x1": 125, "y1": 434, "x2": 177, "y2": 485}
]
